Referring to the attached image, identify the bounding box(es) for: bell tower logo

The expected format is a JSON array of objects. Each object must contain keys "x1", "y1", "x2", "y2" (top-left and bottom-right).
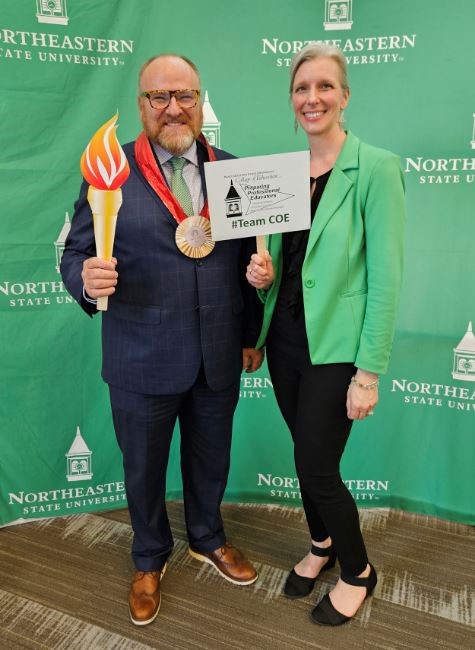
[
  {"x1": 54, "y1": 211, "x2": 71, "y2": 273},
  {"x1": 202, "y1": 91, "x2": 221, "y2": 148},
  {"x1": 452, "y1": 322, "x2": 475, "y2": 382},
  {"x1": 66, "y1": 427, "x2": 93, "y2": 482},
  {"x1": 324, "y1": 0, "x2": 353, "y2": 31},
  {"x1": 36, "y1": 0, "x2": 69, "y2": 26},
  {"x1": 225, "y1": 181, "x2": 243, "y2": 218}
]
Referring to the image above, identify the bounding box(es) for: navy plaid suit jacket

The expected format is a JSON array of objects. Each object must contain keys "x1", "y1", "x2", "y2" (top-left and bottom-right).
[{"x1": 61, "y1": 139, "x2": 261, "y2": 395}]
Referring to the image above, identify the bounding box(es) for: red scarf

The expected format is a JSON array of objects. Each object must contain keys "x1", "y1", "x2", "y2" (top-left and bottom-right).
[{"x1": 134, "y1": 131, "x2": 216, "y2": 224}]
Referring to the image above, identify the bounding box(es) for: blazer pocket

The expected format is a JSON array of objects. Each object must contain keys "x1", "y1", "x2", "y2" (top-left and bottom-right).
[
  {"x1": 108, "y1": 301, "x2": 161, "y2": 324},
  {"x1": 340, "y1": 288, "x2": 367, "y2": 299}
]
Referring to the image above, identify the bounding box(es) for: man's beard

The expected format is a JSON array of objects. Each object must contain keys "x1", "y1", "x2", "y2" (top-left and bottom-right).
[
  {"x1": 155, "y1": 124, "x2": 197, "y2": 156},
  {"x1": 143, "y1": 111, "x2": 203, "y2": 156}
]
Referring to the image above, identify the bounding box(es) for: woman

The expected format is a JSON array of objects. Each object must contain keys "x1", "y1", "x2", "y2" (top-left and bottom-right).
[{"x1": 247, "y1": 43, "x2": 405, "y2": 626}]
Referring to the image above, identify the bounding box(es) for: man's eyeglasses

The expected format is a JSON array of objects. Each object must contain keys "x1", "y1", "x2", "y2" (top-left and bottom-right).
[{"x1": 140, "y1": 89, "x2": 201, "y2": 110}]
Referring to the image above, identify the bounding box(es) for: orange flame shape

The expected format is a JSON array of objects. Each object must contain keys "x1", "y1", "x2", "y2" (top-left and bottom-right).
[{"x1": 80, "y1": 113, "x2": 130, "y2": 190}]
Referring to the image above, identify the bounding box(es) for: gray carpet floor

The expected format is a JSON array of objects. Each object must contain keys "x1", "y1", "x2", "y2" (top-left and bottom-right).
[{"x1": 0, "y1": 504, "x2": 473, "y2": 649}]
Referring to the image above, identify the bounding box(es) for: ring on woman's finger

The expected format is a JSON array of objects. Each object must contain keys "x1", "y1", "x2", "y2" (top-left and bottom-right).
[{"x1": 368, "y1": 410, "x2": 374, "y2": 416}]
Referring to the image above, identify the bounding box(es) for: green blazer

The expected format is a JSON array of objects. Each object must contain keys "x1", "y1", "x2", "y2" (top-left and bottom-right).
[{"x1": 257, "y1": 131, "x2": 405, "y2": 375}]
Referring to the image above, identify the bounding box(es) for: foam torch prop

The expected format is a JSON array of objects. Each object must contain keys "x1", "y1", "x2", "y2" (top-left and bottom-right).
[{"x1": 80, "y1": 113, "x2": 130, "y2": 311}]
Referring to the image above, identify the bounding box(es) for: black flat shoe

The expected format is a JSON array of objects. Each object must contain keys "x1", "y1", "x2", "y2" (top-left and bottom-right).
[
  {"x1": 310, "y1": 562, "x2": 377, "y2": 626},
  {"x1": 283, "y1": 544, "x2": 337, "y2": 599}
]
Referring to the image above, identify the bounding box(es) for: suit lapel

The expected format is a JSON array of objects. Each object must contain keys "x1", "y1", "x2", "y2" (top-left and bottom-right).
[
  {"x1": 305, "y1": 131, "x2": 360, "y2": 254},
  {"x1": 132, "y1": 139, "x2": 208, "y2": 228},
  {"x1": 197, "y1": 140, "x2": 209, "y2": 202}
]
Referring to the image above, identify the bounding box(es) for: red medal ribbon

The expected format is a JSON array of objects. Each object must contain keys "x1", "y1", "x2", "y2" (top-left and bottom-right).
[{"x1": 134, "y1": 131, "x2": 216, "y2": 224}]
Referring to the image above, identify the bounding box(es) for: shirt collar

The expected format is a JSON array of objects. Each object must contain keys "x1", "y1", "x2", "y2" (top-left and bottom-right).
[{"x1": 152, "y1": 140, "x2": 199, "y2": 167}]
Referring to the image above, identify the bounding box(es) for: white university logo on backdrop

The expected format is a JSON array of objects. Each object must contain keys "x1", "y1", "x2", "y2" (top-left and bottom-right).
[
  {"x1": 0, "y1": 215, "x2": 74, "y2": 308},
  {"x1": 260, "y1": 0, "x2": 415, "y2": 68},
  {"x1": 36, "y1": 0, "x2": 68, "y2": 25},
  {"x1": 256, "y1": 473, "x2": 389, "y2": 502},
  {"x1": 66, "y1": 426, "x2": 93, "y2": 482},
  {"x1": 202, "y1": 91, "x2": 221, "y2": 148},
  {"x1": 240, "y1": 375, "x2": 273, "y2": 399},
  {"x1": 0, "y1": 2, "x2": 134, "y2": 66},
  {"x1": 405, "y1": 114, "x2": 475, "y2": 185},
  {"x1": 7, "y1": 424, "x2": 126, "y2": 517},
  {"x1": 55, "y1": 211, "x2": 71, "y2": 272},
  {"x1": 452, "y1": 322, "x2": 475, "y2": 382},
  {"x1": 0, "y1": 212, "x2": 74, "y2": 309},
  {"x1": 324, "y1": 0, "x2": 353, "y2": 31},
  {"x1": 391, "y1": 320, "x2": 475, "y2": 412}
]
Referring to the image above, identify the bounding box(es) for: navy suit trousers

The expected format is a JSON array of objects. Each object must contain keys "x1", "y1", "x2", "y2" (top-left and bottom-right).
[{"x1": 109, "y1": 366, "x2": 240, "y2": 571}]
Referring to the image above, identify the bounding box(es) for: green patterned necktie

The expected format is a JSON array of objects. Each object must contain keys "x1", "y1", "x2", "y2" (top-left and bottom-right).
[{"x1": 169, "y1": 157, "x2": 194, "y2": 216}]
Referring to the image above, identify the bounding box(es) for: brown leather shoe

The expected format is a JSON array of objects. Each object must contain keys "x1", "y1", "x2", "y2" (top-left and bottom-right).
[
  {"x1": 189, "y1": 543, "x2": 258, "y2": 585},
  {"x1": 128, "y1": 564, "x2": 167, "y2": 626}
]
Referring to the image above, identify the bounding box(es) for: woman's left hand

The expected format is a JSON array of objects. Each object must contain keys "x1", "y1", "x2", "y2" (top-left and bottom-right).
[{"x1": 346, "y1": 371, "x2": 379, "y2": 420}]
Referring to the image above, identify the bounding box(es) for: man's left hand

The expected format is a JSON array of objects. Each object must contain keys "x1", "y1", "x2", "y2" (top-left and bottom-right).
[{"x1": 242, "y1": 348, "x2": 264, "y2": 373}]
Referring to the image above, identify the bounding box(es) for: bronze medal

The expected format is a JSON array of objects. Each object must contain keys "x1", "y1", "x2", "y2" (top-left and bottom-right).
[{"x1": 175, "y1": 215, "x2": 215, "y2": 258}]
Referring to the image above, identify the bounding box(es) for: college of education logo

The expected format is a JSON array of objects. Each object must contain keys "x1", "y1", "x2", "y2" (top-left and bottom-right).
[
  {"x1": 391, "y1": 320, "x2": 475, "y2": 412},
  {"x1": 225, "y1": 181, "x2": 243, "y2": 218},
  {"x1": 36, "y1": 0, "x2": 68, "y2": 26},
  {"x1": 404, "y1": 114, "x2": 475, "y2": 185},
  {"x1": 324, "y1": 0, "x2": 353, "y2": 31},
  {"x1": 222, "y1": 176, "x2": 294, "y2": 227}
]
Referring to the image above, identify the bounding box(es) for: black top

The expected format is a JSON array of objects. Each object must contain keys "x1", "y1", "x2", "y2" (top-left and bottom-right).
[{"x1": 268, "y1": 169, "x2": 332, "y2": 349}]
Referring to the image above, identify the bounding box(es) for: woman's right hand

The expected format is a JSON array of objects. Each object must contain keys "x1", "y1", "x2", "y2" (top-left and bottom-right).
[{"x1": 246, "y1": 251, "x2": 275, "y2": 290}]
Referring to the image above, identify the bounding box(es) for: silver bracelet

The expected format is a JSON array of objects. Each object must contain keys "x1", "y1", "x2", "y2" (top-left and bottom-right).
[{"x1": 350, "y1": 375, "x2": 379, "y2": 390}]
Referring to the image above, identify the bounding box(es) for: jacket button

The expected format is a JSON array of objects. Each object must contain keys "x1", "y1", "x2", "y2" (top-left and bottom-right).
[{"x1": 304, "y1": 279, "x2": 315, "y2": 288}]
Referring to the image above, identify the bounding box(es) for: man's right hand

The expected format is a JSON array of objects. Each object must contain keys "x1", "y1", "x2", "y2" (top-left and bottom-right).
[{"x1": 82, "y1": 257, "x2": 118, "y2": 299}]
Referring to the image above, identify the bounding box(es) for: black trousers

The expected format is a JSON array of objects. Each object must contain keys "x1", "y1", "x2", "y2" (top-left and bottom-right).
[
  {"x1": 266, "y1": 340, "x2": 368, "y2": 576},
  {"x1": 109, "y1": 366, "x2": 240, "y2": 572}
]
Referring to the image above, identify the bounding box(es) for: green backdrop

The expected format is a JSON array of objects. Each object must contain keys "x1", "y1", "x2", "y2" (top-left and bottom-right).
[{"x1": 1, "y1": 0, "x2": 474, "y2": 526}]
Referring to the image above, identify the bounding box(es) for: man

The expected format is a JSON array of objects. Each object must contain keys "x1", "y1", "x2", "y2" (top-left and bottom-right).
[{"x1": 61, "y1": 54, "x2": 263, "y2": 626}]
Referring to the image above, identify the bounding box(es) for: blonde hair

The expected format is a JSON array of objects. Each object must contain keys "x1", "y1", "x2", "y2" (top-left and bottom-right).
[{"x1": 289, "y1": 43, "x2": 349, "y2": 94}]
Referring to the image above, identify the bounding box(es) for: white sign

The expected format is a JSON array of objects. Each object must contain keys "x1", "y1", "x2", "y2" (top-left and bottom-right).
[{"x1": 205, "y1": 151, "x2": 310, "y2": 240}]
